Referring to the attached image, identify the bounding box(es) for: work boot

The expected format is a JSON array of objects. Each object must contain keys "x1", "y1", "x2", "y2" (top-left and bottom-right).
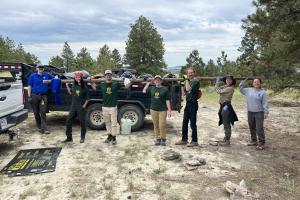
[
  {"x1": 111, "y1": 136, "x2": 117, "y2": 145},
  {"x1": 62, "y1": 138, "x2": 73, "y2": 143},
  {"x1": 256, "y1": 143, "x2": 265, "y2": 150},
  {"x1": 175, "y1": 140, "x2": 188, "y2": 145},
  {"x1": 247, "y1": 140, "x2": 258, "y2": 146},
  {"x1": 187, "y1": 141, "x2": 199, "y2": 147},
  {"x1": 44, "y1": 130, "x2": 50, "y2": 134},
  {"x1": 80, "y1": 138, "x2": 85, "y2": 143},
  {"x1": 155, "y1": 139, "x2": 161, "y2": 146},
  {"x1": 160, "y1": 139, "x2": 166, "y2": 146},
  {"x1": 104, "y1": 134, "x2": 113, "y2": 143},
  {"x1": 219, "y1": 138, "x2": 230, "y2": 146}
]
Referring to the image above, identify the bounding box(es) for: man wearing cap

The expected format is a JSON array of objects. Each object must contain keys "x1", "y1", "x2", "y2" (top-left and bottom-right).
[
  {"x1": 91, "y1": 69, "x2": 133, "y2": 145},
  {"x1": 28, "y1": 64, "x2": 54, "y2": 134},
  {"x1": 175, "y1": 67, "x2": 201, "y2": 147},
  {"x1": 143, "y1": 75, "x2": 172, "y2": 146}
]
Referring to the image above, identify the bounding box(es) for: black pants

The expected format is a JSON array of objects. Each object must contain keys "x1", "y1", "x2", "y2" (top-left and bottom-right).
[
  {"x1": 31, "y1": 94, "x2": 48, "y2": 131},
  {"x1": 182, "y1": 101, "x2": 198, "y2": 142},
  {"x1": 66, "y1": 105, "x2": 86, "y2": 139},
  {"x1": 248, "y1": 111, "x2": 265, "y2": 144}
]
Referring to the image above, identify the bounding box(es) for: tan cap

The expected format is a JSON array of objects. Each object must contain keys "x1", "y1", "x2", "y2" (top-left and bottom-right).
[
  {"x1": 154, "y1": 75, "x2": 162, "y2": 80},
  {"x1": 105, "y1": 69, "x2": 112, "y2": 75}
]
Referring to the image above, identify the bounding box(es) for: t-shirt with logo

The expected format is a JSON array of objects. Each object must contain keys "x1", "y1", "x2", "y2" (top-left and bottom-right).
[
  {"x1": 185, "y1": 80, "x2": 200, "y2": 102},
  {"x1": 146, "y1": 86, "x2": 170, "y2": 111},
  {"x1": 100, "y1": 81, "x2": 122, "y2": 107},
  {"x1": 71, "y1": 84, "x2": 88, "y2": 106}
]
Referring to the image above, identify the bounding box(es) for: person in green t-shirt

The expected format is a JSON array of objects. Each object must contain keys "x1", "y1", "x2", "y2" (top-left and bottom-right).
[
  {"x1": 91, "y1": 69, "x2": 133, "y2": 145},
  {"x1": 63, "y1": 71, "x2": 89, "y2": 143},
  {"x1": 143, "y1": 75, "x2": 172, "y2": 146},
  {"x1": 175, "y1": 67, "x2": 201, "y2": 147}
]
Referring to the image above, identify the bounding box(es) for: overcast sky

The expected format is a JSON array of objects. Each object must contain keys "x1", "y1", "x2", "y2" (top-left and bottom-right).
[{"x1": 0, "y1": 0, "x2": 254, "y2": 67}]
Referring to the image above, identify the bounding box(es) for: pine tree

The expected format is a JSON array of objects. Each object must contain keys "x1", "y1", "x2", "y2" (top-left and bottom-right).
[
  {"x1": 111, "y1": 49, "x2": 122, "y2": 68},
  {"x1": 125, "y1": 16, "x2": 166, "y2": 75},
  {"x1": 96, "y1": 44, "x2": 115, "y2": 73},
  {"x1": 74, "y1": 47, "x2": 95, "y2": 74},
  {"x1": 49, "y1": 56, "x2": 64, "y2": 69},
  {"x1": 181, "y1": 50, "x2": 205, "y2": 76},
  {"x1": 61, "y1": 42, "x2": 75, "y2": 72}
]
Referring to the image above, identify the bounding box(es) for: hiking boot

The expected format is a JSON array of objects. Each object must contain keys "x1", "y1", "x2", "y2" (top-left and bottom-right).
[
  {"x1": 256, "y1": 143, "x2": 265, "y2": 150},
  {"x1": 104, "y1": 134, "x2": 113, "y2": 143},
  {"x1": 247, "y1": 141, "x2": 258, "y2": 146},
  {"x1": 155, "y1": 139, "x2": 161, "y2": 146},
  {"x1": 80, "y1": 138, "x2": 85, "y2": 143},
  {"x1": 175, "y1": 140, "x2": 188, "y2": 145},
  {"x1": 62, "y1": 138, "x2": 73, "y2": 143},
  {"x1": 111, "y1": 136, "x2": 117, "y2": 145},
  {"x1": 219, "y1": 139, "x2": 230, "y2": 146},
  {"x1": 44, "y1": 130, "x2": 50, "y2": 134},
  {"x1": 187, "y1": 141, "x2": 199, "y2": 147},
  {"x1": 160, "y1": 139, "x2": 166, "y2": 146}
]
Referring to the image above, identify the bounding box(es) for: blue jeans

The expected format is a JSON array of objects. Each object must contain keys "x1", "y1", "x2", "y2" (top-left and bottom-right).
[{"x1": 182, "y1": 101, "x2": 198, "y2": 142}]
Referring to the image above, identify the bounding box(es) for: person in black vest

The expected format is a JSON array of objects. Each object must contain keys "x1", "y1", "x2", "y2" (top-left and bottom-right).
[
  {"x1": 62, "y1": 71, "x2": 89, "y2": 143},
  {"x1": 28, "y1": 64, "x2": 54, "y2": 134}
]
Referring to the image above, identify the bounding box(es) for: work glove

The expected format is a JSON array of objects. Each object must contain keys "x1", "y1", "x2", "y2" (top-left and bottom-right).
[{"x1": 181, "y1": 75, "x2": 188, "y2": 86}]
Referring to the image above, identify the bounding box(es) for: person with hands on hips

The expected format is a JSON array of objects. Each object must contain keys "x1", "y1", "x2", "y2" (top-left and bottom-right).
[
  {"x1": 63, "y1": 71, "x2": 89, "y2": 143},
  {"x1": 143, "y1": 75, "x2": 172, "y2": 146},
  {"x1": 239, "y1": 78, "x2": 269, "y2": 150}
]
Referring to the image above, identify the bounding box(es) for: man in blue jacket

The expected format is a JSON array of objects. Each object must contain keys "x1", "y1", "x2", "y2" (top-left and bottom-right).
[{"x1": 28, "y1": 65, "x2": 54, "y2": 134}]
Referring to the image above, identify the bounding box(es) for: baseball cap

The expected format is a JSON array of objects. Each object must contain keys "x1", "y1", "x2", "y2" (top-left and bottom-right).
[
  {"x1": 105, "y1": 70, "x2": 112, "y2": 75},
  {"x1": 36, "y1": 64, "x2": 44, "y2": 68},
  {"x1": 154, "y1": 75, "x2": 162, "y2": 80}
]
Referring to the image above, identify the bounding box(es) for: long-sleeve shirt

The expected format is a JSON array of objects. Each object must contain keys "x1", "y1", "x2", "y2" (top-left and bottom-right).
[
  {"x1": 215, "y1": 81, "x2": 234, "y2": 104},
  {"x1": 239, "y1": 81, "x2": 269, "y2": 113}
]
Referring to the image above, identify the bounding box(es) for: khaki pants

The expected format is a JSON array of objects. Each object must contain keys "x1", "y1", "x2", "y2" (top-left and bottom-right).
[
  {"x1": 103, "y1": 106, "x2": 118, "y2": 136},
  {"x1": 150, "y1": 109, "x2": 167, "y2": 139}
]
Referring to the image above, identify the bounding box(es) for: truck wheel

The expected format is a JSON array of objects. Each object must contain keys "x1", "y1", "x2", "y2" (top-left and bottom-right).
[
  {"x1": 118, "y1": 105, "x2": 144, "y2": 132},
  {"x1": 86, "y1": 103, "x2": 105, "y2": 130}
]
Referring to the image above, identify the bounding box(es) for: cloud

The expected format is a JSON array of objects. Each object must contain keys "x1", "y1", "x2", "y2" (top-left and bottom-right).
[{"x1": 0, "y1": 0, "x2": 254, "y2": 66}]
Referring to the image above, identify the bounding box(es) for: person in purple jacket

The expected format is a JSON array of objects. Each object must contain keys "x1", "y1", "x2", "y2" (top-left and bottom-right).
[{"x1": 239, "y1": 78, "x2": 269, "y2": 150}]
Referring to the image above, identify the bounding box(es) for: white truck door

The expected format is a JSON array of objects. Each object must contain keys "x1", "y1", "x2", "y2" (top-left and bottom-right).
[{"x1": 0, "y1": 67, "x2": 24, "y2": 118}]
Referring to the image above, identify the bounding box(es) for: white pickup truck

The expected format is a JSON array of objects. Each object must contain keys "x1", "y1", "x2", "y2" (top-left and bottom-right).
[{"x1": 0, "y1": 63, "x2": 28, "y2": 138}]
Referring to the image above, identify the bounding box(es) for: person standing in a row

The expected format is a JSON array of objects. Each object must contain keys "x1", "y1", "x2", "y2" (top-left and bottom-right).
[
  {"x1": 91, "y1": 70, "x2": 133, "y2": 145},
  {"x1": 176, "y1": 67, "x2": 201, "y2": 147},
  {"x1": 240, "y1": 78, "x2": 269, "y2": 150},
  {"x1": 28, "y1": 64, "x2": 54, "y2": 134},
  {"x1": 143, "y1": 75, "x2": 172, "y2": 146},
  {"x1": 63, "y1": 71, "x2": 89, "y2": 143},
  {"x1": 215, "y1": 76, "x2": 238, "y2": 146}
]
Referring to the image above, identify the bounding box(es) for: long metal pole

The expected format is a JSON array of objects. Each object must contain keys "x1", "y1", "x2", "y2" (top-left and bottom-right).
[{"x1": 43, "y1": 77, "x2": 257, "y2": 84}]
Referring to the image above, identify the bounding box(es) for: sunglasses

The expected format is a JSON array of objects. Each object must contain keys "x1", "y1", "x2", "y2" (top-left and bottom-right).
[{"x1": 105, "y1": 74, "x2": 112, "y2": 77}]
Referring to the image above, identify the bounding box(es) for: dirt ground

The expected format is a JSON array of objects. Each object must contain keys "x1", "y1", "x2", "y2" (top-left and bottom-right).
[{"x1": 0, "y1": 92, "x2": 299, "y2": 200}]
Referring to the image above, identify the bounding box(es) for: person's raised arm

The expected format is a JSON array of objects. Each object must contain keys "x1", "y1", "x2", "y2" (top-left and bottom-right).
[
  {"x1": 124, "y1": 75, "x2": 136, "y2": 89},
  {"x1": 143, "y1": 82, "x2": 151, "y2": 93},
  {"x1": 239, "y1": 78, "x2": 248, "y2": 95}
]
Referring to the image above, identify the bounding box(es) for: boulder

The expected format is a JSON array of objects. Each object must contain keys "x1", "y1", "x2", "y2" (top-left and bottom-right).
[{"x1": 161, "y1": 149, "x2": 181, "y2": 161}]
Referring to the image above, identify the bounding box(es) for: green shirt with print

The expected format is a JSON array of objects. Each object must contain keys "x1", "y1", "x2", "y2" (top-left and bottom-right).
[
  {"x1": 147, "y1": 86, "x2": 170, "y2": 111},
  {"x1": 71, "y1": 84, "x2": 88, "y2": 106},
  {"x1": 100, "y1": 81, "x2": 122, "y2": 107},
  {"x1": 186, "y1": 80, "x2": 200, "y2": 102}
]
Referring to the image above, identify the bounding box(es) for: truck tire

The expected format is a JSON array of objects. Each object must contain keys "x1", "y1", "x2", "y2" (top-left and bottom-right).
[
  {"x1": 86, "y1": 103, "x2": 105, "y2": 130},
  {"x1": 118, "y1": 105, "x2": 144, "y2": 132}
]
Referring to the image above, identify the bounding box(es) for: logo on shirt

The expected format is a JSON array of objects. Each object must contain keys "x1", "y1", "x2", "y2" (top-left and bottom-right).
[
  {"x1": 154, "y1": 92, "x2": 160, "y2": 99},
  {"x1": 106, "y1": 87, "x2": 112, "y2": 94},
  {"x1": 76, "y1": 89, "x2": 80, "y2": 96}
]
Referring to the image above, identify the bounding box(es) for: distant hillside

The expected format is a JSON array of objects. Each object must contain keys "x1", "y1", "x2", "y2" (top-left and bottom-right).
[{"x1": 166, "y1": 65, "x2": 182, "y2": 72}]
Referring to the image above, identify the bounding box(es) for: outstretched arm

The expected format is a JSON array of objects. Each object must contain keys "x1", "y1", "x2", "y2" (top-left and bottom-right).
[{"x1": 142, "y1": 82, "x2": 151, "y2": 93}]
